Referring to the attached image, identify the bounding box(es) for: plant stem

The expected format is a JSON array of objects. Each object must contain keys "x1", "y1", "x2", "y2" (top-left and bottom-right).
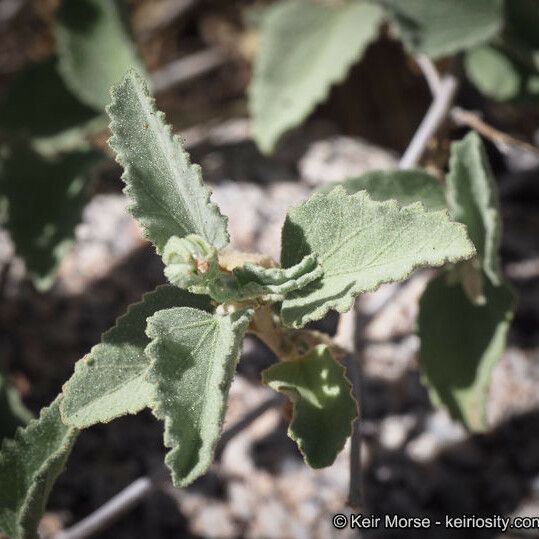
[
  {"x1": 248, "y1": 304, "x2": 338, "y2": 361},
  {"x1": 399, "y1": 72, "x2": 458, "y2": 170},
  {"x1": 414, "y1": 56, "x2": 539, "y2": 158},
  {"x1": 55, "y1": 478, "x2": 155, "y2": 539},
  {"x1": 152, "y1": 49, "x2": 226, "y2": 94}
]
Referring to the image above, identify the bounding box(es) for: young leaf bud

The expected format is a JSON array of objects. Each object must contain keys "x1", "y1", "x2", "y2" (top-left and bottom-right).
[{"x1": 162, "y1": 234, "x2": 219, "y2": 292}]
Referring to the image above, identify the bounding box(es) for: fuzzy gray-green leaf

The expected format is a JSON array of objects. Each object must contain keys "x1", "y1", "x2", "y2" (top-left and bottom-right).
[
  {"x1": 0, "y1": 396, "x2": 77, "y2": 539},
  {"x1": 464, "y1": 46, "x2": 522, "y2": 102},
  {"x1": 0, "y1": 142, "x2": 99, "y2": 290},
  {"x1": 379, "y1": 0, "x2": 503, "y2": 59},
  {"x1": 232, "y1": 253, "x2": 323, "y2": 300},
  {"x1": 162, "y1": 235, "x2": 322, "y2": 303},
  {"x1": 61, "y1": 286, "x2": 212, "y2": 429},
  {"x1": 146, "y1": 308, "x2": 251, "y2": 486},
  {"x1": 280, "y1": 187, "x2": 475, "y2": 327},
  {"x1": 447, "y1": 132, "x2": 503, "y2": 286},
  {"x1": 107, "y1": 71, "x2": 229, "y2": 253},
  {"x1": 322, "y1": 168, "x2": 446, "y2": 211},
  {"x1": 418, "y1": 274, "x2": 514, "y2": 431},
  {"x1": 249, "y1": 0, "x2": 384, "y2": 153},
  {"x1": 262, "y1": 345, "x2": 356, "y2": 468},
  {"x1": 55, "y1": 0, "x2": 144, "y2": 111}
]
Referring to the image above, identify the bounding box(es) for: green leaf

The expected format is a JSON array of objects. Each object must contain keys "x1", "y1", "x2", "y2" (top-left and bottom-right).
[
  {"x1": 280, "y1": 187, "x2": 475, "y2": 327},
  {"x1": 61, "y1": 286, "x2": 212, "y2": 429},
  {"x1": 0, "y1": 396, "x2": 77, "y2": 539},
  {"x1": 146, "y1": 308, "x2": 251, "y2": 486},
  {"x1": 0, "y1": 58, "x2": 97, "y2": 138},
  {"x1": 107, "y1": 70, "x2": 229, "y2": 253},
  {"x1": 418, "y1": 274, "x2": 514, "y2": 431},
  {"x1": 0, "y1": 142, "x2": 99, "y2": 290},
  {"x1": 446, "y1": 132, "x2": 502, "y2": 286},
  {"x1": 321, "y1": 169, "x2": 447, "y2": 211},
  {"x1": 249, "y1": 0, "x2": 384, "y2": 153},
  {"x1": 0, "y1": 370, "x2": 32, "y2": 443},
  {"x1": 262, "y1": 345, "x2": 356, "y2": 468},
  {"x1": 464, "y1": 46, "x2": 522, "y2": 101},
  {"x1": 163, "y1": 234, "x2": 323, "y2": 303},
  {"x1": 54, "y1": 0, "x2": 144, "y2": 111},
  {"x1": 231, "y1": 253, "x2": 323, "y2": 301},
  {"x1": 465, "y1": 2, "x2": 539, "y2": 103},
  {"x1": 379, "y1": 0, "x2": 503, "y2": 59},
  {"x1": 162, "y1": 234, "x2": 221, "y2": 295}
]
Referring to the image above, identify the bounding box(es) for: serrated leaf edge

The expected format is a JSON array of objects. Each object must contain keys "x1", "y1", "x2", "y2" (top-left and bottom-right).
[
  {"x1": 249, "y1": 2, "x2": 384, "y2": 153},
  {"x1": 262, "y1": 344, "x2": 358, "y2": 468},
  {"x1": 60, "y1": 285, "x2": 212, "y2": 428},
  {"x1": 282, "y1": 186, "x2": 476, "y2": 327},
  {"x1": 0, "y1": 396, "x2": 78, "y2": 539},
  {"x1": 106, "y1": 69, "x2": 229, "y2": 253},
  {"x1": 145, "y1": 309, "x2": 251, "y2": 486}
]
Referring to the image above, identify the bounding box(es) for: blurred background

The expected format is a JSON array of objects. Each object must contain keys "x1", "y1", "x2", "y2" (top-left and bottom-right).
[{"x1": 1, "y1": 0, "x2": 539, "y2": 537}]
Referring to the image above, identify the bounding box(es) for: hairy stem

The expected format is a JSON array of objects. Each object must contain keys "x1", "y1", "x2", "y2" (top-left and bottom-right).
[{"x1": 249, "y1": 305, "x2": 339, "y2": 361}]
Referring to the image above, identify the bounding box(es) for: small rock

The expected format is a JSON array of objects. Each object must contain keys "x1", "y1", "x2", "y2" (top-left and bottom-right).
[
  {"x1": 406, "y1": 411, "x2": 466, "y2": 462},
  {"x1": 379, "y1": 414, "x2": 417, "y2": 450},
  {"x1": 299, "y1": 135, "x2": 397, "y2": 187},
  {"x1": 489, "y1": 347, "x2": 539, "y2": 426},
  {"x1": 212, "y1": 181, "x2": 309, "y2": 260},
  {"x1": 192, "y1": 504, "x2": 236, "y2": 538}
]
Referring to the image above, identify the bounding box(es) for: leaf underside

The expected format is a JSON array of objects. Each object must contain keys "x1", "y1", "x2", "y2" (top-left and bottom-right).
[
  {"x1": 0, "y1": 142, "x2": 99, "y2": 290},
  {"x1": 418, "y1": 274, "x2": 514, "y2": 431},
  {"x1": 54, "y1": 0, "x2": 143, "y2": 111},
  {"x1": 446, "y1": 132, "x2": 503, "y2": 286},
  {"x1": 61, "y1": 286, "x2": 212, "y2": 429},
  {"x1": 0, "y1": 396, "x2": 77, "y2": 539},
  {"x1": 249, "y1": 0, "x2": 384, "y2": 153},
  {"x1": 107, "y1": 70, "x2": 229, "y2": 253},
  {"x1": 322, "y1": 168, "x2": 447, "y2": 211},
  {"x1": 223, "y1": 253, "x2": 323, "y2": 302},
  {"x1": 280, "y1": 187, "x2": 475, "y2": 327},
  {"x1": 380, "y1": 0, "x2": 503, "y2": 59},
  {"x1": 262, "y1": 345, "x2": 357, "y2": 468},
  {"x1": 146, "y1": 307, "x2": 251, "y2": 486}
]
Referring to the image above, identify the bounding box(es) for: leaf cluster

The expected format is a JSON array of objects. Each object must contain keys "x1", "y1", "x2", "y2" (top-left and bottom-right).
[
  {"x1": 324, "y1": 132, "x2": 513, "y2": 431},
  {"x1": 0, "y1": 71, "x2": 480, "y2": 538},
  {"x1": 249, "y1": 0, "x2": 538, "y2": 153}
]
